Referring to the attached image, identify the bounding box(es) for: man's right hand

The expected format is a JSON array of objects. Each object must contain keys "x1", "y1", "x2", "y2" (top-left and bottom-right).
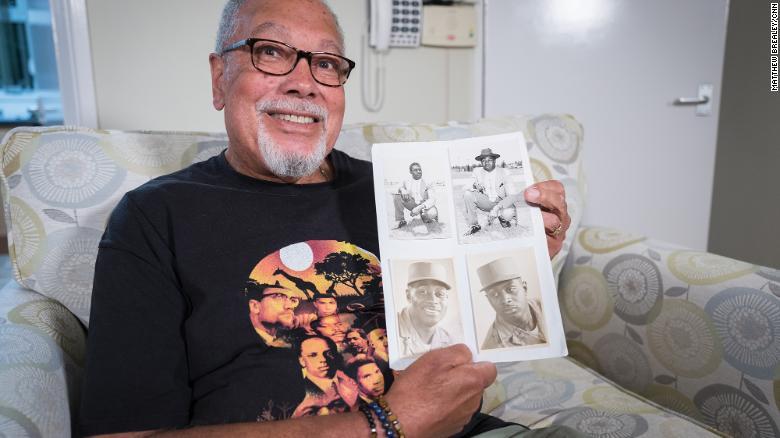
[{"x1": 384, "y1": 344, "x2": 497, "y2": 437}]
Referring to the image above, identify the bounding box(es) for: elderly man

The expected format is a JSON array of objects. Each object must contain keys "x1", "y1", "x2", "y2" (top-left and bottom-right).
[
  {"x1": 394, "y1": 161, "x2": 437, "y2": 228},
  {"x1": 80, "y1": 0, "x2": 572, "y2": 436},
  {"x1": 397, "y1": 261, "x2": 455, "y2": 356},
  {"x1": 463, "y1": 148, "x2": 524, "y2": 235},
  {"x1": 478, "y1": 257, "x2": 547, "y2": 349}
]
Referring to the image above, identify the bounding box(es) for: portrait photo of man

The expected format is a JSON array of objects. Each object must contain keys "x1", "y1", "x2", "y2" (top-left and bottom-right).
[
  {"x1": 383, "y1": 155, "x2": 452, "y2": 240},
  {"x1": 474, "y1": 256, "x2": 547, "y2": 350},
  {"x1": 450, "y1": 145, "x2": 533, "y2": 244},
  {"x1": 394, "y1": 260, "x2": 462, "y2": 357},
  {"x1": 394, "y1": 162, "x2": 438, "y2": 227}
]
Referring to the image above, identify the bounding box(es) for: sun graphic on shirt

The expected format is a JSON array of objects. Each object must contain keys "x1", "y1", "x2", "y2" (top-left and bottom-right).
[{"x1": 279, "y1": 242, "x2": 315, "y2": 271}]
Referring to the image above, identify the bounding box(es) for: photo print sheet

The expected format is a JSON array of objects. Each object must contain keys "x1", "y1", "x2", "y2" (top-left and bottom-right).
[{"x1": 372, "y1": 132, "x2": 567, "y2": 369}]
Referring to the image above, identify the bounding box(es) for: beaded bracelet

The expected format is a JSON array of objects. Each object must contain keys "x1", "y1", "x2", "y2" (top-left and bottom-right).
[
  {"x1": 358, "y1": 404, "x2": 378, "y2": 438},
  {"x1": 377, "y1": 396, "x2": 405, "y2": 438},
  {"x1": 368, "y1": 397, "x2": 405, "y2": 438}
]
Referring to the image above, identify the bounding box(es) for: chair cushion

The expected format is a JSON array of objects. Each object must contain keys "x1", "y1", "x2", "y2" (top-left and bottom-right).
[{"x1": 485, "y1": 357, "x2": 721, "y2": 436}]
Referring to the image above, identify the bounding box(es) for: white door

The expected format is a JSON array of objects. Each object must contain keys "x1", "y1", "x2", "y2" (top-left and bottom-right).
[{"x1": 483, "y1": 0, "x2": 729, "y2": 250}]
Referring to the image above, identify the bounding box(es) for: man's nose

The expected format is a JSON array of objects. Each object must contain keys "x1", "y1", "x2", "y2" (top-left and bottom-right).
[{"x1": 280, "y1": 57, "x2": 318, "y2": 97}]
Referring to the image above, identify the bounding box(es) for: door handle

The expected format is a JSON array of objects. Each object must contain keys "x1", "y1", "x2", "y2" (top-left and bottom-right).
[
  {"x1": 673, "y1": 84, "x2": 713, "y2": 116},
  {"x1": 673, "y1": 96, "x2": 709, "y2": 105}
]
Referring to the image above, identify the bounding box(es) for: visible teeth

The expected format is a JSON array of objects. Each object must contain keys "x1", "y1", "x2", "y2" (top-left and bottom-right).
[{"x1": 271, "y1": 113, "x2": 315, "y2": 124}]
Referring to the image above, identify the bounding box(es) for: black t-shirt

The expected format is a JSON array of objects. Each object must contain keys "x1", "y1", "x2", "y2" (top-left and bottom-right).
[
  {"x1": 79, "y1": 149, "x2": 510, "y2": 437},
  {"x1": 80, "y1": 150, "x2": 390, "y2": 434}
]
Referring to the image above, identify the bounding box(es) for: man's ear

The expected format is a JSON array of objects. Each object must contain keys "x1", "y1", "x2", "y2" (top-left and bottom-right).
[
  {"x1": 248, "y1": 299, "x2": 259, "y2": 313},
  {"x1": 209, "y1": 53, "x2": 226, "y2": 111}
]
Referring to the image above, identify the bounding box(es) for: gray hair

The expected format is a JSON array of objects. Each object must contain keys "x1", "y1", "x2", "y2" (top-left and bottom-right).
[{"x1": 215, "y1": 0, "x2": 345, "y2": 53}]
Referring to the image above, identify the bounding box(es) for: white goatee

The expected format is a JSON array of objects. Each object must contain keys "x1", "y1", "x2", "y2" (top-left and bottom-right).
[{"x1": 256, "y1": 98, "x2": 329, "y2": 179}]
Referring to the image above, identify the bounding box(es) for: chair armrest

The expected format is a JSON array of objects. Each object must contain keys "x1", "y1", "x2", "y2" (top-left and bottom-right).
[
  {"x1": 0, "y1": 281, "x2": 86, "y2": 436},
  {"x1": 558, "y1": 226, "x2": 780, "y2": 431}
]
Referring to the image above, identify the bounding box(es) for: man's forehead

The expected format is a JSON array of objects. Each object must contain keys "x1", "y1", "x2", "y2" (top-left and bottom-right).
[
  {"x1": 358, "y1": 363, "x2": 378, "y2": 373},
  {"x1": 248, "y1": 22, "x2": 342, "y2": 53},
  {"x1": 409, "y1": 279, "x2": 447, "y2": 289},
  {"x1": 302, "y1": 337, "x2": 329, "y2": 350},
  {"x1": 491, "y1": 278, "x2": 522, "y2": 289}
]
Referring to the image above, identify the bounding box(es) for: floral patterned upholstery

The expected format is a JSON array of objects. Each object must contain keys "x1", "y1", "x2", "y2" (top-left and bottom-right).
[
  {"x1": 0, "y1": 117, "x2": 769, "y2": 437},
  {"x1": 557, "y1": 227, "x2": 780, "y2": 437}
]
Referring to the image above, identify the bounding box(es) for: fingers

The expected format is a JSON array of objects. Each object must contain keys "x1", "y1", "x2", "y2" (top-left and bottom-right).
[
  {"x1": 526, "y1": 180, "x2": 571, "y2": 233},
  {"x1": 525, "y1": 180, "x2": 566, "y2": 214}
]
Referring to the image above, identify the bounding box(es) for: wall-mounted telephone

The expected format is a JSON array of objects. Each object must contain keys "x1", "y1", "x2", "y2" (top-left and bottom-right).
[
  {"x1": 369, "y1": 0, "x2": 423, "y2": 49},
  {"x1": 363, "y1": 0, "x2": 423, "y2": 112}
]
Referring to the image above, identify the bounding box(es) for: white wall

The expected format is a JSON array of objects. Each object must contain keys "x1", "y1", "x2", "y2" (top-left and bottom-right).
[{"x1": 85, "y1": 0, "x2": 476, "y2": 131}]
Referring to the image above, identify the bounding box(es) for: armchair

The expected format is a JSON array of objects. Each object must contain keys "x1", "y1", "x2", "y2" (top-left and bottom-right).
[{"x1": 1, "y1": 116, "x2": 774, "y2": 437}]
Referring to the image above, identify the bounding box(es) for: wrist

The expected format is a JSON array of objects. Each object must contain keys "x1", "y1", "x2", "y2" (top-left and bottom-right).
[{"x1": 366, "y1": 396, "x2": 406, "y2": 438}]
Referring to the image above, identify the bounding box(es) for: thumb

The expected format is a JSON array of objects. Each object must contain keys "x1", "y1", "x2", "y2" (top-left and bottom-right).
[{"x1": 473, "y1": 361, "x2": 498, "y2": 388}]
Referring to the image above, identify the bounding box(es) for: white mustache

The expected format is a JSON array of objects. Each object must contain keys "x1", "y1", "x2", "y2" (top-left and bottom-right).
[{"x1": 255, "y1": 98, "x2": 328, "y2": 122}]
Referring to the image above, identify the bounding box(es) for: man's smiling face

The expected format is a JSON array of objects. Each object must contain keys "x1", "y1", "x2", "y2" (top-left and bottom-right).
[
  {"x1": 210, "y1": 0, "x2": 346, "y2": 182},
  {"x1": 406, "y1": 279, "x2": 449, "y2": 327}
]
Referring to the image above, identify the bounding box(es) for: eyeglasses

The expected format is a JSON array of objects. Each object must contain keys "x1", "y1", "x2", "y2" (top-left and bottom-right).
[
  {"x1": 262, "y1": 292, "x2": 301, "y2": 306},
  {"x1": 220, "y1": 38, "x2": 356, "y2": 87}
]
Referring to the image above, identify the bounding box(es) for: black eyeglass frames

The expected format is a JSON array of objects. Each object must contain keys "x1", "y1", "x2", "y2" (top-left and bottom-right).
[{"x1": 220, "y1": 38, "x2": 356, "y2": 87}]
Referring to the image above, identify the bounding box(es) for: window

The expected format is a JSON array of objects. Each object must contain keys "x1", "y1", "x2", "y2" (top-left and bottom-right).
[{"x1": 0, "y1": 0, "x2": 63, "y2": 125}]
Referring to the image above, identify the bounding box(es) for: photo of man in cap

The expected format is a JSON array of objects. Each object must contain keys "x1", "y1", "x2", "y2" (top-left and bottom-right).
[
  {"x1": 462, "y1": 148, "x2": 523, "y2": 236},
  {"x1": 396, "y1": 260, "x2": 459, "y2": 356},
  {"x1": 476, "y1": 256, "x2": 546, "y2": 350}
]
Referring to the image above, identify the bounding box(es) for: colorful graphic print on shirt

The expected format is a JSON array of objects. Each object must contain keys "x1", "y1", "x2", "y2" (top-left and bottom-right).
[{"x1": 244, "y1": 240, "x2": 391, "y2": 419}]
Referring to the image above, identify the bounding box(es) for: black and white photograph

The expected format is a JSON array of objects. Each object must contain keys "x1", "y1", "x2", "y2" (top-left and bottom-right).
[
  {"x1": 389, "y1": 258, "x2": 463, "y2": 358},
  {"x1": 450, "y1": 144, "x2": 532, "y2": 244},
  {"x1": 373, "y1": 133, "x2": 565, "y2": 367},
  {"x1": 382, "y1": 154, "x2": 452, "y2": 240},
  {"x1": 467, "y1": 249, "x2": 548, "y2": 352}
]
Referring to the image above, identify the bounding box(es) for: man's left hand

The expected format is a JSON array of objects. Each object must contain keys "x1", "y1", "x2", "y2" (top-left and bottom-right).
[{"x1": 524, "y1": 180, "x2": 571, "y2": 259}]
